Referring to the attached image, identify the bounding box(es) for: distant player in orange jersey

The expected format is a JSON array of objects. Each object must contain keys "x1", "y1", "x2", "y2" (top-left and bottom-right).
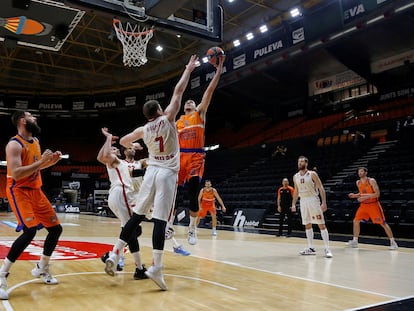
[
  {"x1": 174, "y1": 55, "x2": 225, "y2": 246},
  {"x1": 196, "y1": 180, "x2": 226, "y2": 236},
  {"x1": 347, "y1": 167, "x2": 398, "y2": 250},
  {"x1": 0, "y1": 111, "x2": 63, "y2": 300}
]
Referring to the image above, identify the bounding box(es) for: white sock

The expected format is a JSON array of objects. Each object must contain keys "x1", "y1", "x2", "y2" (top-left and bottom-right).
[
  {"x1": 113, "y1": 239, "x2": 128, "y2": 259},
  {"x1": 39, "y1": 255, "x2": 50, "y2": 268},
  {"x1": 320, "y1": 229, "x2": 330, "y2": 249},
  {"x1": 153, "y1": 249, "x2": 163, "y2": 267},
  {"x1": 212, "y1": 227, "x2": 216, "y2": 231},
  {"x1": 189, "y1": 216, "x2": 197, "y2": 229},
  {"x1": 0, "y1": 258, "x2": 13, "y2": 273},
  {"x1": 131, "y1": 251, "x2": 143, "y2": 269},
  {"x1": 305, "y1": 228, "x2": 314, "y2": 248},
  {"x1": 171, "y1": 237, "x2": 181, "y2": 248},
  {"x1": 353, "y1": 237, "x2": 358, "y2": 242}
]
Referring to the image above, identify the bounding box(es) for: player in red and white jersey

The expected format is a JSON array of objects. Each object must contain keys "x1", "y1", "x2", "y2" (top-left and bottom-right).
[
  {"x1": 292, "y1": 156, "x2": 332, "y2": 258},
  {"x1": 122, "y1": 145, "x2": 148, "y2": 194},
  {"x1": 104, "y1": 55, "x2": 198, "y2": 291},
  {"x1": 97, "y1": 127, "x2": 148, "y2": 280}
]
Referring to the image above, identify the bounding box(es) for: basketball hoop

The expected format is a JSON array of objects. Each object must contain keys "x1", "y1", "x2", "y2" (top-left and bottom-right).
[{"x1": 113, "y1": 19, "x2": 154, "y2": 67}]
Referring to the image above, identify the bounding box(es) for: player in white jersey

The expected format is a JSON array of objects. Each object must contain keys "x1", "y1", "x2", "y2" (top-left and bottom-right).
[
  {"x1": 97, "y1": 127, "x2": 148, "y2": 280},
  {"x1": 123, "y1": 145, "x2": 147, "y2": 193},
  {"x1": 291, "y1": 156, "x2": 332, "y2": 258},
  {"x1": 104, "y1": 55, "x2": 198, "y2": 290}
]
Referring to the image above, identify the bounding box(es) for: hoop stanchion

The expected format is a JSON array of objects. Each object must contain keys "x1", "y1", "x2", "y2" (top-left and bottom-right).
[{"x1": 113, "y1": 19, "x2": 154, "y2": 67}]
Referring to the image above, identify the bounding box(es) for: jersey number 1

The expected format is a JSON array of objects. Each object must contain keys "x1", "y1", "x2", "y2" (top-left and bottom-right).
[{"x1": 155, "y1": 136, "x2": 164, "y2": 152}]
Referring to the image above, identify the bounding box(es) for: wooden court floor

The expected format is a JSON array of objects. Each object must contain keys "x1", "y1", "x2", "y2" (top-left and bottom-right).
[{"x1": 0, "y1": 213, "x2": 413, "y2": 311}]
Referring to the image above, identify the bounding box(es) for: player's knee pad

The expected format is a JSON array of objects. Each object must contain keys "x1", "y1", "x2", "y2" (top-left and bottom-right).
[
  {"x1": 46, "y1": 224, "x2": 63, "y2": 238},
  {"x1": 128, "y1": 234, "x2": 139, "y2": 253},
  {"x1": 152, "y1": 219, "x2": 167, "y2": 250},
  {"x1": 188, "y1": 177, "x2": 200, "y2": 212},
  {"x1": 23, "y1": 226, "x2": 38, "y2": 241},
  {"x1": 136, "y1": 224, "x2": 142, "y2": 238},
  {"x1": 7, "y1": 226, "x2": 38, "y2": 262}
]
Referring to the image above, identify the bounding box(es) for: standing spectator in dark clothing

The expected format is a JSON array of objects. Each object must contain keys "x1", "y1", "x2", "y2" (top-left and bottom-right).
[
  {"x1": 277, "y1": 178, "x2": 294, "y2": 237},
  {"x1": 86, "y1": 194, "x2": 94, "y2": 212}
]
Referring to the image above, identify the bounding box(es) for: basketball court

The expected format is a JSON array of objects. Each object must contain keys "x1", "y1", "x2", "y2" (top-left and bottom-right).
[
  {"x1": 1, "y1": 1, "x2": 414, "y2": 310},
  {"x1": 0, "y1": 213, "x2": 413, "y2": 310}
]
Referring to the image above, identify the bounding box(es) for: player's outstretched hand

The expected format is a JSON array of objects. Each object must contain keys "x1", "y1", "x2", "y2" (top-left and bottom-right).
[{"x1": 186, "y1": 54, "x2": 199, "y2": 72}]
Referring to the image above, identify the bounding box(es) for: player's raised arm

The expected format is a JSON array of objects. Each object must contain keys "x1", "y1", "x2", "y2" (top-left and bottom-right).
[
  {"x1": 97, "y1": 128, "x2": 119, "y2": 167},
  {"x1": 120, "y1": 126, "x2": 145, "y2": 149},
  {"x1": 165, "y1": 55, "x2": 198, "y2": 122},
  {"x1": 197, "y1": 54, "x2": 225, "y2": 119}
]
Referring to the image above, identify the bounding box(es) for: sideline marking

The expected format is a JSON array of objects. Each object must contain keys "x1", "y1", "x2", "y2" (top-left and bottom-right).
[{"x1": 189, "y1": 254, "x2": 398, "y2": 299}]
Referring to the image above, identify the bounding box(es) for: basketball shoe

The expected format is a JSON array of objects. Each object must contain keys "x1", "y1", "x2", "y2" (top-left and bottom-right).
[
  {"x1": 104, "y1": 252, "x2": 119, "y2": 277},
  {"x1": 32, "y1": 263, "x2": 58, "y2": 284},
  {"x1": 347, "y1": 240, "x2": 358, "y2": 248},
  {"x1": 299, "y1": 248, "x2": 316, "y2": 255},
  {"x1": 212, "y1": 229, "x2": 217, "y2": 236},
  {"x1": 0, "y1": 272, "x2": 9, "y2": 300},
  {"x1": 134, "y1": 265, "x2": 148, "y2": 280},
  {"x1": 325, "y1": 248, "x2": 333, "y2": 258},
  {"x1": 101, "y1": 252, "x2": 123, "y2": 271},
  {"x1": 188, "y1": 229, "x2": 197, "y2": 245},
  {"x1": 145, "y1": 265, "x2": 167, "y2": 290},
  {"x1": 165, "y1": 225, "x2": 175, "y2": 240},
  {"x1": 173, "y1": 245, "x2": 190, "y2": 256},
  {"x1": 389, "y1": 241, "x2": 398, "y2": 250}
]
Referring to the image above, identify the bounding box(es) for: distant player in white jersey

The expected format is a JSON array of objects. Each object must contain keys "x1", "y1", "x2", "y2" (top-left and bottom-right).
[
  {"x1": 97, "y1": 127, "x2": 148, "y2": 280},
  {"x1": 291, "y1": 156, "x2": 332, "y2": 258},
  {"x1": 104, "y1": 55, "x2": 198, "y2": 290}
]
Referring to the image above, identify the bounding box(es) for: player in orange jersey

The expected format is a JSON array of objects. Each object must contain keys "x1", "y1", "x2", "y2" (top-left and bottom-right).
[
  {"x1": 347, "y1": 167, "x2": 398, "y2": 250},
  {"x1": 174, "y1": 55, "x2": 225, "y2": 245},
  {"x1": 196, "y1": 180, "x2": 226, "y2": 236},
  {"x1": 0, "y1": 111, "x2": 63, "y2": 300}
]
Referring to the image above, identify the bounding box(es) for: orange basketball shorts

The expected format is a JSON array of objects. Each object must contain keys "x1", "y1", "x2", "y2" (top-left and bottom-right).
[
  {"x1": 178, "y1": 152, "x2": 205, "y2": 186},
  {"x1": 354, "y1": 201, "x2": 386, "y2": 224},
  {"x1": 198, "y1": 203, "x2": 216, "y2": 218},
  {"x1": 7, "y1": 186, "x2": 60, "y2": 231}
]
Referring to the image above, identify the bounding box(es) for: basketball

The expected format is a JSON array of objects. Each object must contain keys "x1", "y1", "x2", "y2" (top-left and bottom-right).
[{"x1": 206, "y1": 46, "x2": 225, "y2": 66}]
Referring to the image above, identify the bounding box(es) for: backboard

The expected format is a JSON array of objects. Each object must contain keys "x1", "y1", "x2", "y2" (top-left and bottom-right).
[
  {"x1": 0, "y1": 0, "x2": 85, "y2": 51},
  {"x1": 65, "y1": 0, "x2": 223, "y2": 42}
]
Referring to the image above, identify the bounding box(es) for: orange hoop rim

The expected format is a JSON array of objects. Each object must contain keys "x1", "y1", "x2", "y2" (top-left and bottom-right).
[{"x1": 113, "y1": 18, "x2": 154, "y2": 37}]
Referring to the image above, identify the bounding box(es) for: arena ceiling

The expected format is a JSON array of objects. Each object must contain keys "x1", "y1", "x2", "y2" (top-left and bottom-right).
[{"x1": 0, "y1": 0, "x2": 414, "y2": 106}]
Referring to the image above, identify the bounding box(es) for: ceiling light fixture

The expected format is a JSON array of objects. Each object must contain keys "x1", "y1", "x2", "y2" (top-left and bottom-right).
[
  {"x1": 246, "y1": 32, "x2": 254, "y2": 40},
  {"x1": 155, "y1": 45, "x2": 163, "y2": 52},
  {"x1": 233, "y1": 39, "x2": 240, "y2": 47},
  {"x1": 290, "y1": 8, "x2": 301, "y2": 18},
  {"x1": 259, "y1": 25, "x2": 268, "y2": 33}
]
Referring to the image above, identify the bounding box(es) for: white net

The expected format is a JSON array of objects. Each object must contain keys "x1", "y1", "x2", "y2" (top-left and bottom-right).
[{"x1": 113, "y1": 19, "x2": 154, "y2": 67}]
